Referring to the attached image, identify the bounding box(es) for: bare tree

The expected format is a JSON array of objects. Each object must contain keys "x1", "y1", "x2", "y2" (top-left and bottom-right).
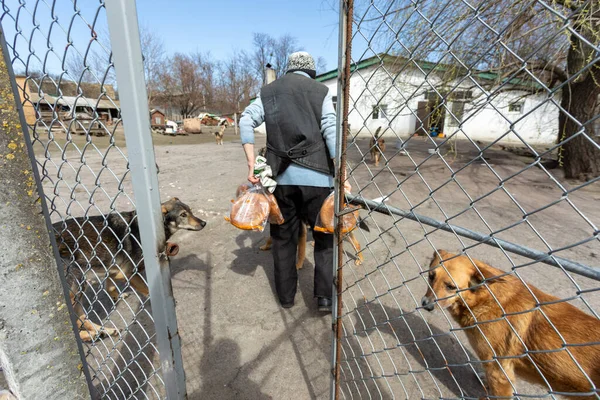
[
  {"x1": 218, "y1": 50, "x2": 259, "y2": 113},
  {"x1": 158, "y1": 53, "x2": 204, "y2": 117},
  {"x1": 191, "y1": 51, "x2": 218, "y2": 112},
  {"x1": 140, "y1": 27, "x2": 166, "y2": 106},
  {"x1": 316, "y1": 56, "x2": 329, "y2": 75},
  {"x1": 249, "y1": 33, "x2": 330, "y2": 83},
  {"x1": 64, "y1": 26, "x2": 164, "y2": 103},
  {"x1": 252, "y1": 33, "x2": 275, "y2": 86},
  {"x1": 272, "y1": 34, "x2": 303, "y2": 78},
  {"x1": 375, "y1": 0, "x2": 599, "y2": 179}
]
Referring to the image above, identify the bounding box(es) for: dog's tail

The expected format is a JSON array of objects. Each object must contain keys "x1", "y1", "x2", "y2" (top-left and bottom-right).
[{"x1": 374, "y1": 126, "x2": 382, "y2": 139}]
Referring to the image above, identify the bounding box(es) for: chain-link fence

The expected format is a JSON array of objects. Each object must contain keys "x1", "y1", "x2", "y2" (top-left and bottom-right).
[
  {"x1": 332, "y1": 0, "x2": 600, "y2": 398},
  {"x1": 0, "y1": 1, "x2": 187, "y2": 398}
]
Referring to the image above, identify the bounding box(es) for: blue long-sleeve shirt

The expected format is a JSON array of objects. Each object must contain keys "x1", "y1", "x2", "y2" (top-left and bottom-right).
[{"x1": 240, "y1": 72, "x2": 336, "y2": 187}]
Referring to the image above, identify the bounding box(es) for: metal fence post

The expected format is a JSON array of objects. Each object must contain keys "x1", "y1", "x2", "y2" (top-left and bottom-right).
[
  {"x1": 331, "y1": 0, "x2": 353, "y2": 399},
  {"x1": 104, "y1": 1, "x2": 187, "y2": 399}
]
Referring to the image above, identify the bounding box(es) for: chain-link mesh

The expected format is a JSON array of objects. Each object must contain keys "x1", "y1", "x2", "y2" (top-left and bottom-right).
[
  {"x1": 333, "y1": 0, "x2": 600, "y2": 398},
  {"x1": 0, "y1": 1, "x2": 169, "y2": 398}
]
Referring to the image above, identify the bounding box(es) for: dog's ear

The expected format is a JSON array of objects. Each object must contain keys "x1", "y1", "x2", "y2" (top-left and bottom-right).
[
  {"x1": 436, "y1": 249, "x2": 448, "y2": 258},
  {"x1": 429, "y1": 250, "x2": 444, "y2": 268},
  {"x1": 161, "y1": 205, "x2": 168, "y2": 214},
  {"x1": 434, "y1": 249, "x2": 452, "y2": 262},
  {"x1": 468, "y1": 258, "x2": 506, "y2": 290}
]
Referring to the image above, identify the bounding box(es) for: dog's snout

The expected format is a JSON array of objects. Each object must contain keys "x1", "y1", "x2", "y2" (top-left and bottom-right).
[
  {"x1": 421, "y1": 296, "x2": 435, "y2": 312},
  {"x1": 188, "y1": 215, "x2": 206, "y2": 231}
]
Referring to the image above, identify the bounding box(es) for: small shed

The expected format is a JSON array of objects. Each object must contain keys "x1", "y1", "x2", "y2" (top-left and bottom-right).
[{"x1": 150, "y1": 109, "x2": 165, "y2": 127}]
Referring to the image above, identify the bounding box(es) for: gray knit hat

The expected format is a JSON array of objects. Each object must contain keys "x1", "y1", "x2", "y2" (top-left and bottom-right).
[{"x1": 286, "y1": 51, "x2": 316, "y2": 78}]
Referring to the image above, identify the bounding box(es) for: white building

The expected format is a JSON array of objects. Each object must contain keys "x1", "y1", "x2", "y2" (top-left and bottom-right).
[
  {"x1": 315, "y1": 54, "x2": 559, "y2": 146},
  {"x1": 252, "y1": 54, "x2": 559, "y2": 146}
]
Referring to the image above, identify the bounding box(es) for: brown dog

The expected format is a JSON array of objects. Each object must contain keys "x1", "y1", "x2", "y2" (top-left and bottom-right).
[
  {"x1": 369, "y1": 126, "x2": 386, "y2": 167},
  {"x1": 252, "y1": 147, "x2": 364, "y2": 266},
  {"x1": 54, "y1": 198, "x2": 206, "y2": 341},
  {"x1": 260, "y1": 222, "x2": 364, "y2": 267},
  {"x1": 421, "y1": 250, "x2": 600, "y2": 399},
  {"x1": 214, "y1": 124, "x2": 225, "y2": 145}
]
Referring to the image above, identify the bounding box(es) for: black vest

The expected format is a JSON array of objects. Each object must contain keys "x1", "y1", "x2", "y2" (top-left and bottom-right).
[{"x1": 261, "y1": 73, "x2": 334, "y2": 177}]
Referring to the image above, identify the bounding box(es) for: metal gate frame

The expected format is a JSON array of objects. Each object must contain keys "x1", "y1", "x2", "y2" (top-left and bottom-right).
[
  {"x1": 0, "y1": 0, "x2": 187, "y2": 398},
  {"x1": 104, "y1": 1, "x2": 186, "y2": 398}
]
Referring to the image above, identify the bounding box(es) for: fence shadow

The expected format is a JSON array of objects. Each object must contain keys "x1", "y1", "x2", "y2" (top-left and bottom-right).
[
  {"x1": 85, "y1": 252, "x2": 210, "y2": 399},
  {"x1": 230, "y1": 230, "x2": 270, "y2": 276},
  {"x1": 86, "y1": 293, "x2": 162, "y2": 399},
  {"x1": 196, "y1": 337, "x2": 272, "y2": 399},
  {"x1": 229, "y1": 228, "x2": 319, "y2": 309},
  {"x1": 349, "y1": 299, "x2": 486, "y2": 399}
]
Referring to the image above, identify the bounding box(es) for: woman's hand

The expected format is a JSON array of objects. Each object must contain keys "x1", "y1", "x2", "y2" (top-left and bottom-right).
[{"x1": 248, "y1": 164, "x2": 260, "y2": 184}]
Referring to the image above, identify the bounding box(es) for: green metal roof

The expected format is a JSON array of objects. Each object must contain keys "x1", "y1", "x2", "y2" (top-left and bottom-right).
[
  {"x1": 315, "y1": 53, "x2": 540, "y2": 89},
  {"x1": 249, "y1": 54, "x2": 539, "y2": 102},
  {"x1": 315, "y1": 55, "x2": 395, "y2": 82}
]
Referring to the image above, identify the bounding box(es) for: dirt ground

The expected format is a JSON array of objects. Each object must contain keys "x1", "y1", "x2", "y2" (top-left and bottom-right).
[{"x1": 35, "y1": 127, "x2": 600, "y2": 399}]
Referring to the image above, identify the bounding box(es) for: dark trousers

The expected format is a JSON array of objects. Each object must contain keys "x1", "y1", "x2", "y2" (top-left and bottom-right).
[{"x1": 270, "y1": 185, "x2": 334, "y2": 305}]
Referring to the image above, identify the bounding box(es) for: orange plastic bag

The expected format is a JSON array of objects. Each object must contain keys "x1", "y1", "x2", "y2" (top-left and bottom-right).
[
  {"x1": 228, "y1": 185, "x2": 270, "y2": 231},
  {"x1": 266, "y1": 192, "x2": 285, "y2": 225},
  {"x1": 235, "y1": 182, "x2": 253, "y2": 198},
  {"x1": 226, "y1": 183, "x2": 285, "y2": 230},
  {"x1": 314, "y1": 192, "x2": 359, "y2": 234}
]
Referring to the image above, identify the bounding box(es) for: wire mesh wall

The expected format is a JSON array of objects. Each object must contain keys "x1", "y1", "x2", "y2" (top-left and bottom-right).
[
  {"x1": 333, "y1": 0, "x2": 600, "y2": 399},
  {"x1": 0, "y1": 1, "x2": 188, "y2": 398}
]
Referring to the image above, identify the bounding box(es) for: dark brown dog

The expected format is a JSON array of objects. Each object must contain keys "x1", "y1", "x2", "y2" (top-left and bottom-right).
[
  {"x1": 422, "y1": 250, "x2": 600, "y2": 399},
  {"x1": 53, "y1": 198, "x2": 206, "y2": 341},
  {"x1": 369, "y1": 126, "x2": 386, "y2": 167}
]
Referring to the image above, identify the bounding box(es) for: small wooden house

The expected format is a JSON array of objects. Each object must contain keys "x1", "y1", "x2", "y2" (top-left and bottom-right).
[{"x1": 150, "y1": 109, "x2": 165, "y2": 127}]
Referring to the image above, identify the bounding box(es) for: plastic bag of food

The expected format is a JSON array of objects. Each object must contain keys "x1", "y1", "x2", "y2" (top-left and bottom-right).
[
  {"x1": 266, "y1": 192, "x2": 284, "y2": 225},
  {"x1": 227, "y1": 184, "x2": 270, "y2": 231},
  {"x1": 235, "y1": 182, "x2": 253, "y2": 198},
  {"x1": 314, "y1": 192, "x2": 359, "y2": 234}
]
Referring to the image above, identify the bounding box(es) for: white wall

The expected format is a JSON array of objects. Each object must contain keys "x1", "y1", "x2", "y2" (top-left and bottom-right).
[
  {"x1": 322, "y1": 66, "x2": 437, "y2": 139},
  {"x1": 320, "y1": 65, "x2": 560, "y2": 146},
  {"x1": 445, "y1": 91, "x2": 559, "y2": 146},
  {"x1": 254, "y1": 65, "x2": 560, "y2": 147}
]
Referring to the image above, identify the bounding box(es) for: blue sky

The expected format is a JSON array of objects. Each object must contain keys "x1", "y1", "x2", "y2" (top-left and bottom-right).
[
  {"x1": 136, "y1": 0, "x2": 341, "y2": 72},
  {"x1": 3, "y1": 0, "x2": 341, "y2": 76}
]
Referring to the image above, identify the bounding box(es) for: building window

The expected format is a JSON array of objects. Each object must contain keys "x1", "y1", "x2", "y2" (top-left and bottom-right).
[
  {"x1": 372, "y1": 104, "x2": 388, "y2": 120},
  {"x1": 508, "y1": 101, "x2": 524, "y2": 113},
  {"x1": 155, "y1": 116, "x2": 161, "y2": 124},
  {"x1": 332, "y1": 96, "x2": 338, "y2": 111}
]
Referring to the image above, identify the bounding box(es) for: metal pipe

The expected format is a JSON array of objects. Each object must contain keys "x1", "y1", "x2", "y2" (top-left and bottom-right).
[
  {"x1": 346, "y1": 194, "x2": 600, "y2": 281},
  {"x1": 166, "y1": 242, "x2": 180, "y2": 257},
  {"x1": 331, "y1": 1, "x2": 354, "y2": 399}
]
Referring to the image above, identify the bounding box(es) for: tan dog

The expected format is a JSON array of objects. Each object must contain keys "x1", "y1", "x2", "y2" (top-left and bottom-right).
[
  {"x1": 422, "y1": 250, "x2": 600, "y2": 399},
  {"x1": 369, "y1": 126, "x2": 386, "y2": 167},
  {"x1": 214, "y1": 124, "x2": 225, "y2": 145}
]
